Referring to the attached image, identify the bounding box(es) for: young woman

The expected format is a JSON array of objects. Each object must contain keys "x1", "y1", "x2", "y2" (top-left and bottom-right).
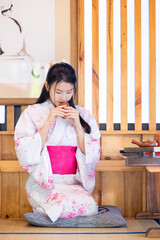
[{"x1": 14, "y1": 62, "x2": 101, "y2": 222}]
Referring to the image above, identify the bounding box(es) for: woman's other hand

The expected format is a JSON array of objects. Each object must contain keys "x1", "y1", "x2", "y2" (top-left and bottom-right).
[{"x1": 64, "y1": 107, "x2": 81, "y2": 128}]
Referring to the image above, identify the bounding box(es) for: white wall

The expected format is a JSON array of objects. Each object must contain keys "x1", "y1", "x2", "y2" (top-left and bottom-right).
[{"x1": 55, "y1": 0, "x2": 70, "y2": 63}]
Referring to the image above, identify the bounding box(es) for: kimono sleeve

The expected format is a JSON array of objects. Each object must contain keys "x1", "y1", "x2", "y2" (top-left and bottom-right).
[
  {"x1": 14, "y1": 107, "x2": 54, "y2": 189},
  {"x1": 76, "y1": 111, "x2": 101, "y2": 194}
]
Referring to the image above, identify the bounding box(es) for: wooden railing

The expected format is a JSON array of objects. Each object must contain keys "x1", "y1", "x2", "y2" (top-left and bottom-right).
[{"x1": 78, "y1": 0, "x2": 158, "y2": 133}]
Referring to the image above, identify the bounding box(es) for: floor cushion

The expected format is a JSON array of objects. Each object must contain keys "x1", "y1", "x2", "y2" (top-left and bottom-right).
[{"x1": 24, "y1": 205, "x2": 127, "y2": 228}]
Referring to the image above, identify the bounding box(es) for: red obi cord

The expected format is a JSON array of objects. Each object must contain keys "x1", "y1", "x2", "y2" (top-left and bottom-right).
[{"x1": 47, "y1": 146, "x2": 77, "y2": 175}]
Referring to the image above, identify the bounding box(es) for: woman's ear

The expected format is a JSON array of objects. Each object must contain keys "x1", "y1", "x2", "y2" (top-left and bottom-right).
[{"x1": 45, "y1": 81, "x2": 49, "y2": 91}]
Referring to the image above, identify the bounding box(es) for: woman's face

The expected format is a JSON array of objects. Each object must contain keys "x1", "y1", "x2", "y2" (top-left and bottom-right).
[{"x1": 46, "y1": 81, "x2": 74, "y2": 107}]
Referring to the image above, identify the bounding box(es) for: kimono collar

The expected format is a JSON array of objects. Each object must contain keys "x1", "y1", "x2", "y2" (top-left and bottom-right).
[{"x1": 46, "y1": 99, "x2": 56, "y2": 109}]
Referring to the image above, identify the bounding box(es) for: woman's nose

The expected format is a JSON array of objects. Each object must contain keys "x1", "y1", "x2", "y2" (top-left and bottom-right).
[{"x1": 60, "y1": 93, "x2": 67, "y2": 102}]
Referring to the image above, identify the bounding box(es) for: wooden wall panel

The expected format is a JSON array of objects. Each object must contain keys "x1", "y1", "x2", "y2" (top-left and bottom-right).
[
  {"x1": 101, "y1": 135, "x2": 124, "y2": 159},
  {"x1": 123, "y1": 134, "x2": 142, "y2": 148},
  {"x1": 121, "y1": 0, "x2": 127, "y2": 131},
  {"x1": 92, "y1": 172, "x2": 102, "y2": 206},
  {"x1": 146, "y1": 171, "x2": 160, "y2": 212},
  {"x1": 135, "y1": 0, "x2": 142, "y2": 131},
  {"x1": 1, "y1": 173, "x2": 20, "y2": 218},
  {"x1": 0, "y1": 172, "x2": 1, "y2": 218},
  {"x1": 92, "y1": 0, "x2": 99, "y2": 123},
  {"x1": 142, "y1": 134, "x2": 154, "y2": 142},
  {"x1": 101, "y1": 134, "x2": 142, "y2": 158},
  {"x1": 0, "y1": 135, "x2": 1, "y2": 160},
  {"x1": 149, "y1": 0, "x2": 156, "y2": 131},
  {"x1": 1, "y1": 135, "x2": 17, "y2": 160},
  {"x1": 20, "y1": 173, "x2": 32, "y2": 218},
  {"x1": 124, "y1": 172, "x2": 145, "y2": 218},
  {"x1": 107, "y1": 0, "x2": 113, "y2": 130},
  {"x1": 142, "y1": 171, "x2": 147, "y2": 212},
  {"x1": 102, "y1": 172, "x2": 125, "y2": 216}
]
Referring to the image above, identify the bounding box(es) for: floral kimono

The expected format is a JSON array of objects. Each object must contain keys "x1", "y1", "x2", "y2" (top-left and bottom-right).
[{"x1": 14, "y1": 100, "x2": 101, "y2": 222}]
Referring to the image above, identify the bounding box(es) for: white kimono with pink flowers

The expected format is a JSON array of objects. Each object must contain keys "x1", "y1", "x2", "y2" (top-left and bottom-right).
[{"x1": 14, "y1": 100, "x2": 101, "y2": 222}]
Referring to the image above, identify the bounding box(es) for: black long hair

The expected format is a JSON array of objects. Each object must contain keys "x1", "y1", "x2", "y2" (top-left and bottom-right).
[{"x1": 36, "y1": 62, "x2": 91, "y2": 134}]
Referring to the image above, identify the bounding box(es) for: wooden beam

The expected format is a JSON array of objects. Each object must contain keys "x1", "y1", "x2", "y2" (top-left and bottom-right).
[
  {"x1": 0, "y1": 160, "x2": 146, "y2": 172},
  {"x1": 0, "y1": 132, "x2": 14, "y2": 135},
  {"x1": 92, "y1": 0, "x2": 99, "y2": 123},
  {"x1": 70, "y1": 0, "x2": 78, "y2": 105},
  {"x1": 70, "y1": 0, "x2": 78, "y2": 73},
  {"x1": 78, "y1": 0, "x2": 85, "y2": 107},
  {"x1": 0, "y1": 161, "x2": 24, "y2": 172},
  {"x1": 149, "y1": 0, "x2": 156, "y2": 131},
  {"x1": 121, "y1": 0, "x2": 127, "y2": 131},
  {"x1": 7, "y1": 106, "x2": 14, "y2": 131},
  {"x1": 0, "y1": 98, "x2": 37, "y2": 105},
  {"x1": 135, "y1": 0, "x2": 142, "y2": 130},
  {"x1": 107, "y1": 0, "x2": 113, "y2": 130}
]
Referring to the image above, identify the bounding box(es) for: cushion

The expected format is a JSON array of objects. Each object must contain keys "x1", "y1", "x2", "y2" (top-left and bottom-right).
[{"x1": 24, "y1": 205, "x2": 127, "y2": 228}]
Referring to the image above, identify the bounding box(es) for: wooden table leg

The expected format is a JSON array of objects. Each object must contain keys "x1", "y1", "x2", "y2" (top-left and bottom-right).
[{"x1": 146, "y1": 168, "x2": 160, "y2": 238}]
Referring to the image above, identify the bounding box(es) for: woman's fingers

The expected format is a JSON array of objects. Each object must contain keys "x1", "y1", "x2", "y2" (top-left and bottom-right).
[
  {"x1": 56, "y1": 105, "x2": 68, "y2": 109},
  {"x1": 50, "y1": 106, "x2": 79, "y2": 120},
  {"x1": 50, "y1": 108, "x2": 66, "y2": 118},
  {"x1": 65, "y1": 113, "x2": 78, "y2": 119},
  {"x1": 55, "y1": 109, "x2": 66, "y2": 117},
  {"x1": 63, "y1": 107, "x2": 78, "y2": 115}
]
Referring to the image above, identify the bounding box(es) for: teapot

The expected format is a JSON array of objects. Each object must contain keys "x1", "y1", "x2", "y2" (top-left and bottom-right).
[{"x1": 131, "y1": 139, "x2": 158, "y2": 147}]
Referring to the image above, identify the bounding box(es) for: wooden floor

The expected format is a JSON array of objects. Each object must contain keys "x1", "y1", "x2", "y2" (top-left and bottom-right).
[{"x1": 0, "y1": 218, "x2": 159, "y2": 240}]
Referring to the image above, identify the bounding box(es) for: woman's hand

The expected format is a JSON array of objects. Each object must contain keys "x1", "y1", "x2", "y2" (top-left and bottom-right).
[
  {"x1": 47, "y1": 105, "x2": 66, "y2": 125},
  {"x1": 64, "y1": 107, "x2": 81, "y2": 128},
  {"x1": 39, "y1": 105, "x2": 66, "y2": 150}
]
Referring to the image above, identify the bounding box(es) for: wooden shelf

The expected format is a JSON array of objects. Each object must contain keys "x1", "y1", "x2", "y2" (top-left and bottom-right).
[
  {"x1": 0, "y1": 131, "x2": 14, "y2": 135},
  {"x1": 1, "y1": 130, "x2": 159, "y2": 136},
  {"x1": 0, "y1": 98, "x2": 37, "y2": 105},
  {"x1": 0, "y1": 160, "x2": 25, "y2": 172},
  {"x1": 96, "y1": 160, "x2": 146, "y2": 171},
  {"x1": 0, "y1": 160, "x2": 146, "y2": 172}
]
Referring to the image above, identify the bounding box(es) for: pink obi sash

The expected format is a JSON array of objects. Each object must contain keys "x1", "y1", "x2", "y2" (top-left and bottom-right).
[{"x1": 47, "y1": 146, "x2": 77, "y2": 175}]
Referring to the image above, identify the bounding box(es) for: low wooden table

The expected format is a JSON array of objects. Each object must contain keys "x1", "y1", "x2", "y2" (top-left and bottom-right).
[{"x1": 124, "y1": 155, "x2": 160, "y2": 238}]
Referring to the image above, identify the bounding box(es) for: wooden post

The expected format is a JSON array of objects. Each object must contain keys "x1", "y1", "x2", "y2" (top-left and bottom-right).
[
  {"x1": 107, "y1": 0, "x2": 113, "y2": 130},
  {"x1": 135, "y1": 0, "x2": 142, "y2": 131},
  {"x1": 121, "y1": 0, "x2": 127, "y2": 131},
  {"x1": 92, "y1": 0, "x2": 99, "y2": 123},
  {"x1": 78, "y1": 0, "x2": 85, "y2": 107}
]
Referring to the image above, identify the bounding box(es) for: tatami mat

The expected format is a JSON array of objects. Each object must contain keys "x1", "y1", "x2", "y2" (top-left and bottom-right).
[{"x1": 0, "y1": 218, "x2": 159, "y2": 240}]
